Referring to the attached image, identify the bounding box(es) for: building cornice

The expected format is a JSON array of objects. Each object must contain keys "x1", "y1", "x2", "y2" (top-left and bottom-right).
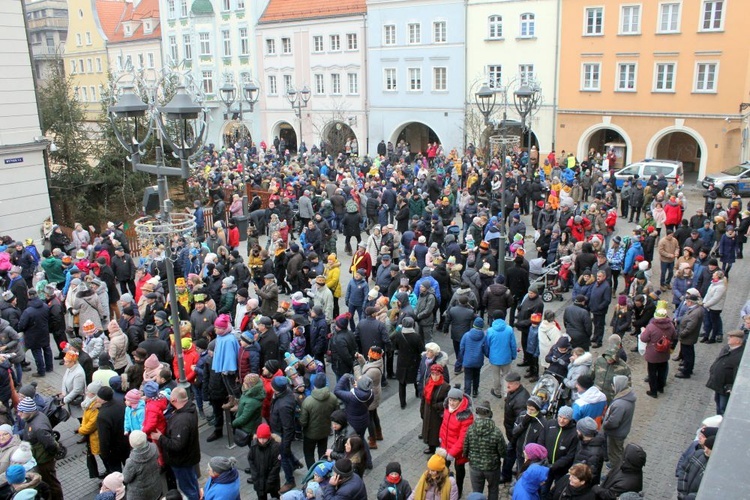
[{"x1": 558, "y1": 109, "x2": 740, "y2": 120}]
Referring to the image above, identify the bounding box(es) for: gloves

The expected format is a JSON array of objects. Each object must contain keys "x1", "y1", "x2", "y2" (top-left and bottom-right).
[{"x1": 556, "y1": 358, "x2": 567, "y2": 365}]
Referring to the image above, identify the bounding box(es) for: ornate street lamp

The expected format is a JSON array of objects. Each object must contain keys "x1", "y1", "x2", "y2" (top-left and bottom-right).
[
  {"x1": 475, "y1": 84, "x2": 496, "y2": 125},
  {"x1": 286, "y1": 85, "x2": 311, "y2": 149}
]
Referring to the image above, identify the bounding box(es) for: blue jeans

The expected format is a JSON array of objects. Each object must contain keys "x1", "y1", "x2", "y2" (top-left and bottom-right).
[
  {"x1": 715, "y1": 392, "x2": 730, "y2": 415},
  {"x1": 463, "y1": 368, "x2": 481, "y2": 396},
  {"x1": 660, "y1": 261, "x2": 674, "y2": 286},
  {"x1": 280, "y1": 445, "x2": 295, "y2": 484},
  {"x1": 703, "y1": 309, "x2": 723, "y2": 341},
  {"x1": 348, "y1": 305, "x2": 363, "y2": 330},
  {"x1": 13, "y1": 364, "x2": 21, "y2": 386},
  {"x1": 31, "y1": 346, "x2": 53, "y2": 376},
  {"x1": 171, "y1": 465, "x2": 199, "y2": 500}
]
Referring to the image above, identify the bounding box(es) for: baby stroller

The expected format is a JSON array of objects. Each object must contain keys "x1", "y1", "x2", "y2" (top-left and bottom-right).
[
  {"x1": 41, "y1": 395, "x2": 70, "y2": 460},
  {"x1": 530, "y1": 373, "x2": 564, "y2": 418},
  {"x1": 529, "y1": 260, "x2": 565, "y2": 303}
]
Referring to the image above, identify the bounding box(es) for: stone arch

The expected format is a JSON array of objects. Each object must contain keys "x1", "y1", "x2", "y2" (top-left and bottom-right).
[
  {"x1": 577, "y1": 122, "x2": 633, "y2": 167},
  {"x1": 646, "y1": 125, "x2": 708, "y2": 179}
]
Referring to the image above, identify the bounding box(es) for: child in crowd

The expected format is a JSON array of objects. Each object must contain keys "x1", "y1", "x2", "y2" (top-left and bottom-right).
[{"x1": 123, "y1": 389, "x2": 145, "y2": 435}]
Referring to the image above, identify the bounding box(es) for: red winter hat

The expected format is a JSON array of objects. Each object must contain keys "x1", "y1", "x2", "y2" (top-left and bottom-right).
[{"x1": 256, "y1": 423, "x2": 271, "y2": 439}]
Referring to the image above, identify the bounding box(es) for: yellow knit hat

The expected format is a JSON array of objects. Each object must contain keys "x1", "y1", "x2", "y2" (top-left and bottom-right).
[{"x1": 427, "y1": 454, "x2": 446, "y2": 471}]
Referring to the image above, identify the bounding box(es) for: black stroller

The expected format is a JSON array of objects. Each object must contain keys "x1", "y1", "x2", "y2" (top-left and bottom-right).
[{"x1": 41, "y1": 395, "x2": 70, "y2": 460}]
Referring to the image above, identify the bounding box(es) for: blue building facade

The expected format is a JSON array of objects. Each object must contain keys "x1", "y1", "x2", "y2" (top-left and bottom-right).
[{"x1": 366, "y1": 0, "x2": 466, "y2": 156}]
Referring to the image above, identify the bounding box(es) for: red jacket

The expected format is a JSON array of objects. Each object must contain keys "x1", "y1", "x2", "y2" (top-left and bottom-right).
[
  {"x1": 566, "y1": 217, "x2": 591, "y2": 242},
  {"x1": 439, "y1": 396, "x2": 474, "y2": 465},
  {"x1": 142, "y1": 396, "x2": 168, "y2": 435},
  {"x1": 663, "y1": 202, "x2": 683, "y2": 227},
  {"x1": 173, "y1": 345, "x2": 199, "y2": 384},
  {"x1": 350, "y1": 251, "x2": 372, "y2": 280},
  {"x1": 228, "y1": 226, "x2": 240, "y2": 249},
  {"x1": 261, "y1": 369, "x2": 283, "y2": 421}
]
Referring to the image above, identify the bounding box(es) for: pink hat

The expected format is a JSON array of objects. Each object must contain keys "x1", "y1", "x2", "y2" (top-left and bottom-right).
[
  {"x1": 144, "y1": 354, "x2": 161, "y2": 370},
  {"x1": 214, "y1": 314, "x2": 231, "y2": 332},
  {"x1": 107, "y1": 320, "x2": 120, "y2": 333},
  {"x1": 125, "y1": 389, "x2": 142, "y2": 405}
]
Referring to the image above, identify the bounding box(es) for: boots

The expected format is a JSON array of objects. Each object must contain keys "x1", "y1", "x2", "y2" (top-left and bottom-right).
[
  {"x1": 206, "y1": 430, "x2": 223, "y2": 442},
  {"x1": 375, "y1": 426, "x2": 384, "y2": 441},
  {"x1": 368, "y1": 436, "x2": 378, "y2": 450},
  {"x1": 198, "y1": 408, "x2": 206, "y2": 419},
  {"x1": 221, "y1": 396, "x2": 237, "y2": 411}
]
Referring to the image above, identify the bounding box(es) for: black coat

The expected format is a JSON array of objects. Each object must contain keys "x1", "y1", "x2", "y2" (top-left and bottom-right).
[
  {"x1": 17, "y1": 298, "x2": 49, "y2": 350},
  {"x1": 516, "y1": 295, "x2": 544, "y2": 330},
  {"x1": 270, "y1": 389, "x2": 296, "y2": 452},
  {"x1": 9, "y1": 279, "x2": 28, "y2": 312},
  {"x1": 0, "y1": 302, "x2": 21, "y2": 331},
  {"x1": 204, "y1": 363, "x2": 228, "y2": 403},
  {"x1": 97, "y1": 399, "x2": 130, "y2": 463},
  {"x1": 355, "y1": 316, "x2": 390, "y2": 354},
  {"x1": 706, "y1": 344, "x2": 744, "y2": 395},
  {"x1": 544, "y1": 420, "x2": 579, "y2": 479},
  {"x1": 592, "y1": 443, "x2": 646, "y2": 499},
  {"x1": 394, "y1": 330, "x2": 424, "y2": 385},
  {"x1": 247, "y1": 437, "x2": 281, "y2": 496},
  {"x1": 258, "y1": 329, "x2": 279, "y2": 370},
  {"x1": 564, "y1": 304, "x2": 593, "y2": 350},
  {"x1": 444, "y1": 305, "x2": 475, "y2": 342},
  {"x1": 159, "y1": 401, "x2": 201, "y2": 467},
  {"x1": 138, "y1": 337, "x2": 172, "y2": 365},
  {"x1": 330, "y1": 328, "x2": 357, "y2": 375},
  {"x1": 482, "y1": 284, "x2": 511, "y2": 319},
  {"x1": 342, "y1": 212, "x2": 361, "y2": 238},
  {"x1": 420, "y1": 382, "x2": 449, "y2": 448},
  {"x1": 506, "y1": 265, "x2": 530, "y2": 300},
  {"x1": 574, "y1": 433, "x2": 607, "y2": 484},
  {"x1": 503, "y1": 386, "x2": 530, "y2": 438},
  {"x1": 47, "y1": 297, "x2": 66, "y2": 338}
]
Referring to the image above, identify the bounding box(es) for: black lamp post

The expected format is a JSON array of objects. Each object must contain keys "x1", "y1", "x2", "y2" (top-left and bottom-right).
[
  {"x1": 109, "y1": 79, "x2": 208, "y2": 389},
  {"x1": 287, "y1": 85, "x2": 311, "y2": 149},
  {"x1": 219, "y1": 79, "x2": 260, "y2": 120},
  {"x1": 475, "y1": 84, "x2": 496, "y2": 125},
  {"x1": 514, "y1": 83, "x2": 542, "y2": 175}
]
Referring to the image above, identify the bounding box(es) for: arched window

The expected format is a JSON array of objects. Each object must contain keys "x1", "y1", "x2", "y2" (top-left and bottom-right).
[
  {"x1": 488, "y1": 15, "x2": 503, "y2": 39},
  {"x1": 520, "y1": 13, "x2": 535, "y2": 37}
]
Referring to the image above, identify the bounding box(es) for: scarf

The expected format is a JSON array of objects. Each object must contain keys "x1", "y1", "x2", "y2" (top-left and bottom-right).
[
  {"x1": 412, "y1": 469, "x2": 452, "y2": 500},
  {"x1": 386, "y1": 474, "x2": 401, "y2": 485},
  {"x1": 212, "y1": 468, "x2": 239, "y2": 485},
  {"x1": 423, "y1": 375, "x2": 444, "y2": 405}
]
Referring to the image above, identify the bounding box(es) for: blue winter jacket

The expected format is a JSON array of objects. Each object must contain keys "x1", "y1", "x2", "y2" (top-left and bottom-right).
[
  {"x1": 124, "y1": 399, "x2": 145, "y2": 433},
  {"x1": 414, "y1": 276, "x2": 441, "y2": 302},
  {"x1": 719, "y1": 234, "x2": 737, "y2": 264},
  {"x1": 345, "y1": 277, "x2": 369, "y2": 307},
  {"x1": 483, "y1": 318, "x2": 517, "y2": 366},
  {"x1": 588, "y1": 281, "x2": 612, "y2": 314},
  {"x1": 334, "y1": 375, "x2": 373, "y2": 433},
  {"x1": 511, "y1": 463, "x2": 548, "y2": 500},
  {"x1": 203, "y1": 469, "x2": 241, "y2": 500},
  {"x1": 211, "y1": 332, "x2": 239, "y2": 372},
  {"x1": 459, "y1": 327, "x2": 486, "y2": 369},
  {"x1": 698, "y1": 226, "x2": 715, "y2": 247},
  {"x1": 623, "y1": 242, "x2": 644, "y2": 275},
  {"x1": 526, "y1": 325, "x2": 540, "y2": 357}
]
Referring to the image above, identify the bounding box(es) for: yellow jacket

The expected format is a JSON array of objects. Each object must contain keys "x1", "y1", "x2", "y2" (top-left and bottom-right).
[
  {"x1": 325, "y1": 261, "x2": 342, "y2": 298},
  {"x1": 77, "y1": 401, "x2": 101, "y2": 455}
]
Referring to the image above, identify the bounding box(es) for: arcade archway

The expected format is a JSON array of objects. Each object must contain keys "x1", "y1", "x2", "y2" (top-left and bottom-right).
[
  {"x1": 221, "y1": 120, "x2": 251, "y2": 148},
  {"x1": 323, "y1": 121, "x2": 358, "y2": 156},
  {"x1": 654, "y1": 131, "x2": 702, "y2": 173},
  {"x1": 578, "y1": 124, "x2": 633, "y2": 169},
  {"x1": 271, "y1": 121, "x2": 298, "y2": 153},
  {"x1": 391, "y1": 121, "x2": 441, "y2": 157}
]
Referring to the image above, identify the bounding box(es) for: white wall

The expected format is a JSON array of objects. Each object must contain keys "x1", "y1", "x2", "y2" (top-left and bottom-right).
[{"x1": 0, "y1": 0, "x2": 52, "y2": 242}]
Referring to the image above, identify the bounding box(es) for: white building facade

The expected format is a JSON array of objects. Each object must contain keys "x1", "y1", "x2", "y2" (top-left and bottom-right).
[
  {"x1": 3, "y1": 0, "x2": 53, "y2": 241},
  {"x1": 366, "y1": 0, "x2": 466, "y2": 156},
  {"x1": 158, "y1": 0, "x2": 269, "y2": 147},
  {"x1": 256, "y1": 10, "x2": 368, "y2": 154},
  {"x1": 466, "y1": 0, "x2": 559, "y2": 153}
]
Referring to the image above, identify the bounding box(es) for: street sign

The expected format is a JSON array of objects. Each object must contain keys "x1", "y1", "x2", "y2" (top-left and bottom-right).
[{"x1": 3, "y1": 157, "x2": 23, "y2": 164}]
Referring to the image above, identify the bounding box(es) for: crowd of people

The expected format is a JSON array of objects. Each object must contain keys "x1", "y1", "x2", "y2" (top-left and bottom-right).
[{"x1": 0, "y1": 139, "x2": 744, "y2": 499}]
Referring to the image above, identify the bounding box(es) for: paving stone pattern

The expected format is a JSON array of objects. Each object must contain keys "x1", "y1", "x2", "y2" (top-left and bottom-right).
[{"x1": 44, "y1": 186, "x2": 744, "y2": 498}]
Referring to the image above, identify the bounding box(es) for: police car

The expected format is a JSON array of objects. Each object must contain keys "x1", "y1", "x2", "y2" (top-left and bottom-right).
[
  {"x1": 612, "y1": 159, "x2": 683, "y2": 190},
  {"x1": 701, "y1": 162, "x2": 750, "y2": 197}
]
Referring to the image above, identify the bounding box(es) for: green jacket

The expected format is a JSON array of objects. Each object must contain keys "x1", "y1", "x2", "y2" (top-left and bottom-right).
[
  {"x1": 300, "y1": 387, "x2": 340, "y2": 440},
  {"x1": 592, "y1": 348, "x2": 632, "y2": 403},
  {"x1": 218, "y1": 288, "x2": 236, "y2": 316},
  {"x1": 41, "y1": 257, "x2": 65, "y2": 284},
  {"x1": 408, "y1": 198, "x2": 426, "y2": 218},
  {"x1": 463, "y1": 417, "x2": 506, "y2": 471},
  {"x1": 232, "y1": 382, "x2": 265, "y2": 435}
]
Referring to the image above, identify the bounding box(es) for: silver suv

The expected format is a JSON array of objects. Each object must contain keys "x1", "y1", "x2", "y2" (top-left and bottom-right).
[{"x1": 701, "y1": 162, "x2": 750, "y2": 197}]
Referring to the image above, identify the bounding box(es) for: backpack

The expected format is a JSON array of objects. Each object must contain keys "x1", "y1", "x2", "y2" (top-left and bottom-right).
[{"x1": 655, "y1": 335, "x2": 671, "y2": 353}]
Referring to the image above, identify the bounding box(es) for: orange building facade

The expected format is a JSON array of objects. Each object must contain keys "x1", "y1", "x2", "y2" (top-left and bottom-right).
[{"x1": 556, "y1": 0, "x2": 750, "y2": 179}]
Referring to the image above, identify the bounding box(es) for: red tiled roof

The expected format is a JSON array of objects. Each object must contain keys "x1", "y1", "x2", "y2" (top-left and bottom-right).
[
  {"x1": 96, "y1": 0, "x2": 161, "y2": 44},
  {"x1": 259, "y1": 0, "x2": 366, "y2": 24}
]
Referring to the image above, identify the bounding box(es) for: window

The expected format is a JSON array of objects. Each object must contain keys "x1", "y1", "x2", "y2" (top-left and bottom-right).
[
  {"x1": 408, "y1": 23, "x2": 421, "y2": 44},
  {"x1": 620, "y1": 5, "x2": 640, "y2": 34},
  {"x1": 617, "y1": 63, "x2": 637, "y2": 91},
  {"x1": 384, "y1": 68, "x2": 397, "y2": 91},
  {"x1": 90, "y1": 86, "x2": 96, "y2": 102},
  {"x1": 313, "y1": 35, "x2": 323, "y2": 52},
  {"x1": 70, "y1": 59, "x2": 77, "y2": 73},
  {"x1": 148, "y1": 53, "x2": 154, "y2": 68},
  {"x1": 582, "y1": 62, "x2": 601, "y2": 90},
  {"x1": 125, "y1": 25, "x2": 132, "y2": 35},
  {"x1": 331, "y1": 74, "x2": 341, "y2": 94},
  {"x1": 283, "y1": 75, "x2": 292, "y2": 92},
  {"x1": 487, "y1": 64, "x2": 502, "y2": 88},
  {"x1": 433, "y1": 21, "x2": 446, "y2": 43},
  {"x1": 85, "y1": 32, "x2": 92, "y2": 45},
  {"x1": 237, "y1": 0, "x2": 244, "y2": 8},
  {"x1": 348, "y1": 73, "x2": 358, "y2": 94},
  {"x1": 659, "y1": 2, "x2": 680, "y2": 33},
  {"x1": 202, "y1": 70, "x2": 213, "y2": 94},
  {"x1": 519, "y1": 13, "x2": 535, "y2": 37},
  {"x1": 222, "y1": 30, "x2": 231, "y2": 57},
  {"x1": 96, "y1": 57, "x2": 102, "y2": 72},
  {"x1": 199, "y1": 33, "x2": 211, "y2": 56},
  {"x1": 268, "y1": 75, "x2": 277, "y2": 95},
  {"x1": 138, "y1": 54, "x2": 144, "y2": 68},
  {"x1": 117, "y1": 56, "x2": 123, "y2": 70},
  {"x1": 433, "y1": 67, "x2": 446, "y2": 91},
  {"x1": 81, "y1": 86, "x2": 88, "y2": 101},
  {"x1": 144, "y1": 21, "x2": 151, "y2": 33},
  {"x1": 408, "y1": 67, "x2": 422, "y2": 91},
  {"x1": 384, "y1": 25, "x2": 396, "y2": 45},
  {"x1": 169, "y1": 36, "x2": 178, "y2": 62},
  {"x1": 239, "y1": 28, "x2": 249, "y2": 55},
  {"x1": 314, "y1": 74, "x2": 324, "y2": 94},
  {"x1": 329, "y1": 35, "x2": 340, "y2": 51},
  {"x1": 347, "y1": 33, "x2": 358, "y2": 50},
  {"x1": 168, "y1": 0, "x2": 174, "y2": 18},
  {"x1": 266, "y1": 39, "x2": 275, "y2": 55},
  {"x1": 87, "y1": 58, "x2": 93, "y2": 72},
  {"x1": 654, "y1": 62, "x2": 676, "y2": 91},
  {"x1": 281, "y1": 37, "x2": 291, "y2": 54},
  {"x1": 76, "y1": 33, "x2": 81, "y2": 46},
  {"x1": 79, "y1": 58, "x2": 84, "y2": 71},
  {"x1": 180, "y1": 0, "x2": 187, "y2": 17},
  {"x1": 183, "y1": 34, "x2": 192, "y2": 60},
  {"x1": 701, "y1": 1, "x2": 724, "y2": 31},
  {"x1": 488, "y1": 15, "x2": 502, "y2": 39},
  {"x1": 222, "y1": 0, "x2": 230, "y2": 11},
  {"x1": 695, "y1": 62, "x2": 718, "y2": 92},
  {"x1": 519, "y1": 64, "x2": 535, "y2": 85},
  {"x1": 585, "y1": 7, "x2": 604, "y2": 35}
]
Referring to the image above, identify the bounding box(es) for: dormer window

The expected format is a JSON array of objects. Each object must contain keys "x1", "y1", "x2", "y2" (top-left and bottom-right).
[
  {"x1": 125, "y1": 25, "x2": 131, "y2": 35},
  {"x1": 144, "y1": 21, "x2": 151, "y2": 33}
]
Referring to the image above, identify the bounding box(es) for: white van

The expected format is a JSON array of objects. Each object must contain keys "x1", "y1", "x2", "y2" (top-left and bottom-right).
[{"x1": 613, "y1": 159, "x2": 684, "y2": 190}]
